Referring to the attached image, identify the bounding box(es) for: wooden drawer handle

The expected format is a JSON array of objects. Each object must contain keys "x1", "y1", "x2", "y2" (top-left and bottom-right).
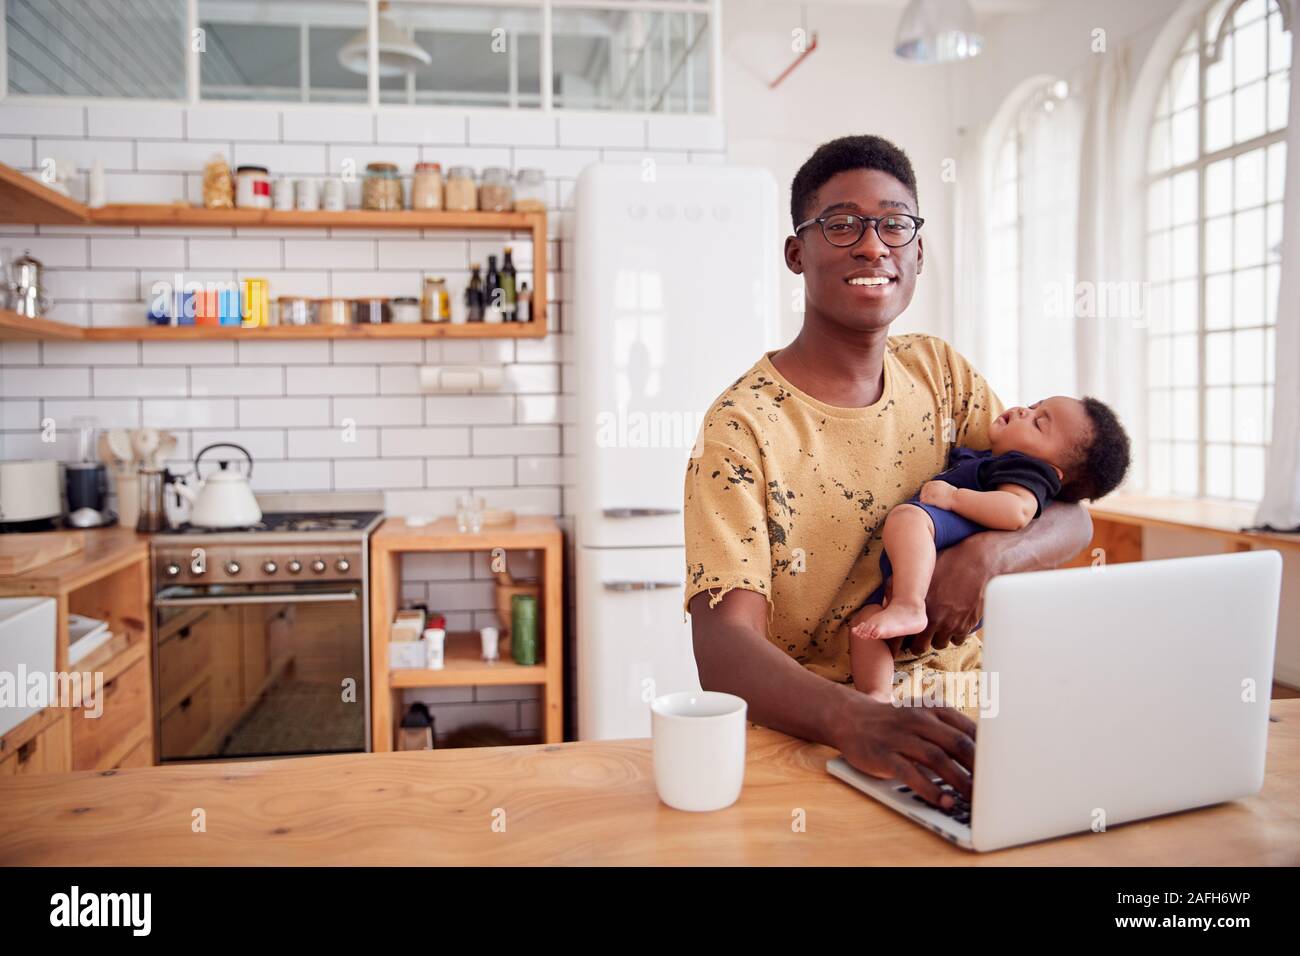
[
  {"x1": 177, "y1": 626, "x2": 192, "y2": 640},
  {"x1": 17, "y1": 738, "x2": 37, "y2": 763},
  {"x1": 179, "y1": 696, "x2": 192, "y2": 712},
  {"x1": 103, "y1": 677, "x2": 119, "y2": 698}
]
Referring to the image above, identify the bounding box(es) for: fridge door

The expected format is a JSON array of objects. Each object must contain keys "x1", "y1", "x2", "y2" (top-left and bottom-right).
[
  {"x1": 573, "y1": 162, "x2": 779, "y2": 549},
  {"x1": 577, "y1": 545, "x2": 701, "y2": 740}
]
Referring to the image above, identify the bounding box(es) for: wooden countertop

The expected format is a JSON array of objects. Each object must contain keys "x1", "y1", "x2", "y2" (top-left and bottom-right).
[
  {"x1": 0, "y1": 527, "x2": 149, "y2": 595},
  {"x1": 1088, "y1": 494, "x2": 1300, "y2": 550},
  {"x1": 2, "y1": 700, "x2": 1297, "y2": 866}
]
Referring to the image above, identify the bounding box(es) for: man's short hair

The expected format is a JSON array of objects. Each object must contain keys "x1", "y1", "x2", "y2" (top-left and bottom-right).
[{"x1": 790, "y1": 134, "x2": 919, "y2": 229}]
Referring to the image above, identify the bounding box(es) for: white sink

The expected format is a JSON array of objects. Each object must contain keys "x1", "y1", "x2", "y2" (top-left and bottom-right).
[{"x1": 0, "y1": 597, "x2": 56, "y2": 736}]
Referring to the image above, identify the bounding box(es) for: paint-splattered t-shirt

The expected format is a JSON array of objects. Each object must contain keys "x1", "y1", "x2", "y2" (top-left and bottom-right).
[{"x1": 683, "y1": 333, "x2": 1003, "y2": 684}]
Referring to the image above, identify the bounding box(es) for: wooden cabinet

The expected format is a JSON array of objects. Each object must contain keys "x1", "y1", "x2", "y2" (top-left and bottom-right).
[
  {"x1": 0, "y1": 710, "x2": 70, "y2": 777},
  {"x1": 70, "y1": 656, "x2": 150, "y2": 772}
]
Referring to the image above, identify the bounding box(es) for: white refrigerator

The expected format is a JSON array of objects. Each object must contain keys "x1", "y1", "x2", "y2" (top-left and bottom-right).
[{"x1": 574, "y1": 162, "x2": 780, "y2": 740}]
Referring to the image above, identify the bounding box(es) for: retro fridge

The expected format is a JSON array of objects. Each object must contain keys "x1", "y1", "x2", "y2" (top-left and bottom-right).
[{"x1": 574, "y1": 162, "x2": 780, "y2": 739}]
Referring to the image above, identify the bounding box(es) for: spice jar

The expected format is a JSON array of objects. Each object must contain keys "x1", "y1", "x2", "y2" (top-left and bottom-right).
[
  {"x1": 278, "y1": 296, "x2": 315, "y2": 326},
  {"x1": 478, "y1": 167, "x2": 514, "y2": 212},
  {"x1": 235, "y1": 165, "x2": 271, "y2": 209},
  {"x1": 422, "y1": 277, "x2": 450, "y2": 323},
  {"x1": 514, "y1": 168, "x2": 546, "y2": 212},
  {"x1": 362, "y1": 162, "x2": 403, "y2": 211},
  {"x1": 444, "y1": 166, "x2": 477, "y2": 211},
  {"x1": 317, "y1": 298, "x2": 350, "y2": 326},
  {"x1": 411, "y1": 162, "x2": 443, "y2": 210},
  {"x1": 202, "y1": 154, "x2": 234, "y2": 209},
  {"x1": 390, "y1": 296, "x2": 421, "y2": 324},
  {"x1": 353, "y1": 298, "x2": 387, "y2": 324}
]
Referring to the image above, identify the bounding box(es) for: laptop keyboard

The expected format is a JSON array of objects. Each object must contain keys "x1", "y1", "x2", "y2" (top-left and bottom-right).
[{"x1": 895, "y1": 777, "x2": 972, "y2": 826}]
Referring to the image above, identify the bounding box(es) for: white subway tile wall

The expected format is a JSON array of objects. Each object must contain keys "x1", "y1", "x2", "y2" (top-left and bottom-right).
[{"x1": 0, "y1": 102, "x2": 726, "y2": 740}]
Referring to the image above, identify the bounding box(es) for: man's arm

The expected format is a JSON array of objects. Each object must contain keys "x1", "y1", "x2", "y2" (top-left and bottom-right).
[
  {"x1": 689, "y1": 588, "x2": 977, "y2": 808},
  {"x1": 908, "y1": 500, "x2": 1093, "y2": 655}
]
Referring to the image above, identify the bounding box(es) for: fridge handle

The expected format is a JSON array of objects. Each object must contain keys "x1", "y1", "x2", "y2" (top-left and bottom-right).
[
  {"x1": 602, "y1": 507, "x2": 681, "y2": 518},
  {"x1": 603, "y1": 581, "x2": 683, "y2": 592}
]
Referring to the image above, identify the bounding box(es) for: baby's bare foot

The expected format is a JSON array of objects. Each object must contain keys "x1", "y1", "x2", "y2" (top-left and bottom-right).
[{"x1": 856, "y1": 601, "x2": 927, "y2": 641}]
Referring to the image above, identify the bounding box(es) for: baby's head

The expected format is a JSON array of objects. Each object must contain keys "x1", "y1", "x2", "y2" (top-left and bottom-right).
[{"x1": 988, "y1": 395, "x2": 1131, "y2": 502}]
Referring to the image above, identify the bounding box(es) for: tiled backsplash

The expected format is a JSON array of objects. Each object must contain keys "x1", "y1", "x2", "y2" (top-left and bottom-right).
[{"x1": 0, "y1": 100, "x2": 727, "y2": 741}]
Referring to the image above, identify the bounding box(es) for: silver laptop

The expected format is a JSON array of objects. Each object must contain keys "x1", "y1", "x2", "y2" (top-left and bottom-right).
[{"x1": 827, "y1": 550, "x2": 1282, "y2": 852}]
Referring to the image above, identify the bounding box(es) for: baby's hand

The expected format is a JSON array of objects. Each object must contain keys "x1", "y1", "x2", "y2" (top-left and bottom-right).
[{"x1": 920, "y1": 479, "x2": 958, "y2": 509}]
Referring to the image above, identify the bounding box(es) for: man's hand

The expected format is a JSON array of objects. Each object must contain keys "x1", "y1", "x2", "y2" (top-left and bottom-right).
[
  {"x1": 919, "y1": 479, "x2": 958, "y2": 510},
  {"x1": 905, "y1": 500, "x2": 1093, "y2": 656},
  {"x1": 833, "y1": 692, "x2": 976, "y2": 806}
]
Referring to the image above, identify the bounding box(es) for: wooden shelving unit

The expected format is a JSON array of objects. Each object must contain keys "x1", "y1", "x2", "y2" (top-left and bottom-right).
[
  {"x1": 0, "y1": 162, "x2": 550, "y2": 339},
  {"x1": 369, "y1": 515, "x2": 563, "y2": 749}
]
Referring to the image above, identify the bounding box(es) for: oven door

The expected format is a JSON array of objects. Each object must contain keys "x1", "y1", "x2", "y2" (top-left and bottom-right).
[{"x1": 154, "y1": 582, "x2": 367, "y2": 761}]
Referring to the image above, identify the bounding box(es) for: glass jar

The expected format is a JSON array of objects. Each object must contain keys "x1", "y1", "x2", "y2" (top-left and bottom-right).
[
  {"x1": 317, "y1": 298, "x2": 350, "y2": 326},
  {"x1": 362, "y1": 162, "x2": 403, "y2": 211},
  {"x1": 353, "y1": 298, "x2": 388, "y2": 324},
  {"x1": 444, "y1": 166, "x2": 477, "y2": 211},
  {"x1": 411, "y1": 162, "x2": 443, "y2": 210},
  {"x1": 390, "y1": 296, "x2": 421, "y2": 324},
  {"x1": 514, "y1": 168, "x2": 546, "y2": 212},
  {"x1": 422, "y1": 277, "x2": 450, "y2": 323},
  {"x1": 478, "y1": 167, "x2": 514, "y2": 212},
  {"x1": 278, "y1": 296, "x2": 315, "y2": 326},
  {"x1": 234, "y1": 165, "x2": 271, "y2": 209}
]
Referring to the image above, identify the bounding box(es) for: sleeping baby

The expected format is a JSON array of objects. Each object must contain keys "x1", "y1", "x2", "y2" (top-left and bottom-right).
[{"x1": 849, "y1": 395, "x2": 1132, "y2": 702}]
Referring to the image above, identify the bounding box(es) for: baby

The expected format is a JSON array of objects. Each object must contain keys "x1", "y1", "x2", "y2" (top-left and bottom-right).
[{"x1": 848, "y1": 395, "x2": 1132, "y2": 702}]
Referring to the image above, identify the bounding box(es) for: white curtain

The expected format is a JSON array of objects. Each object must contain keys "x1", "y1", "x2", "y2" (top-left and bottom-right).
[
  {"x1": 1256, "y1": 0, "x2": 1300, "y2": 529},
  {"x1": 1073, "y1": 44, "x2": 1145, "y2": 484}
]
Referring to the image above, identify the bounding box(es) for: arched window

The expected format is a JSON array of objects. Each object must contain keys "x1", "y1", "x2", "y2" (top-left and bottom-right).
[{"x1": 1146, "y1": 0, "x2": 1291, "y2": 501}]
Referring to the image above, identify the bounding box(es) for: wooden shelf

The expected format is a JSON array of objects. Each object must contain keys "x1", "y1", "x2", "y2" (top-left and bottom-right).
[
  {"x1": 0, "y1": 162, "x2": 551, "y2": 337},
  {"x1": 0, "y1": 164, "x2": 88, "y2": 225},
  {"x1": 389, "y1": 632, "x2": 547, "y2": 688},
  {"x1": 370, "y1": 515, "x2": 564, "y2": 749}
]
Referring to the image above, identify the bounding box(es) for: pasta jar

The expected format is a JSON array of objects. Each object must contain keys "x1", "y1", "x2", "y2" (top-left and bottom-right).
[
  {"x1": 514, "y1": 168, "x2": 546, "y2": 212},
  {"x1": 478, "y1": 167, "x2": 514, "y2": 212},
  {"x1": 235, "y1": 165, "x2": 271, "y2": 209},
  {"x1": 444, "y1": 166, "x2": 477, "y2": 211},
  {"x1": 411, "y1": 162, "x2": 443, "y2": 210},
  {"x1": 362, "y1": 162, "x2": 403, "y2": 211}
]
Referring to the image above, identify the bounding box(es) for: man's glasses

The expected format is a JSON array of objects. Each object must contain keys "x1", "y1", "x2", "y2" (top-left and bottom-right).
[{"x1": 794, "y1": 212, "x2": 925, "y2": 248}]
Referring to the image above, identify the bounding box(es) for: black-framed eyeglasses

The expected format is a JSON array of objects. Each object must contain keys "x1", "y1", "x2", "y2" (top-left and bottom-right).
[{"x1": 794, "y1": 212, "x2": 925, "y2": 248}]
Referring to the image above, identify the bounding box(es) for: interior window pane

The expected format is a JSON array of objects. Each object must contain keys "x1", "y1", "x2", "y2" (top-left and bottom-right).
[
  {"x1": 1233, "y1": 207, "x2": 1265, "y2": 268},
  {"x1": 1172, "y1": 442, "x2": 1198, "y2": 496},
  {"x1": 1172, "y1": 277, "x2": 1198, "y2": 333},
  {"x1": 1234, "y1": 16, "x2": 1267, "y2": 86},
  {"x1": 1149, "y1": 441, "x2": 1172, "y2": 494},
  {"x1": 1265, "y1": 264, "x2": 1280, "y2": 325},
  {"x1": 1206, "y1": 272, "x2": 1232, "y2": 330},
  {"x1": 1205, "y1": 330, "x2": 1232, "y2": 384},
  {"x1": 1205, "y1": 386, "x2": 1232, "y2": 441},
  {"x1": 1148, "y1": 334, "x2": 1171, "y2": 387},
  {"x1": 1172, "y1": 387, "x2": 1199, "y2": 441},
  {"x1": 7, "y1": 0, "x2": 186, "y2": 97},
  {"x1": 1267, "y1": 70, "x2": 1289, "y2": 131},
  {"x1": 1236, "y1": 385, "x2": 1266, "y2": 443},
  {"x1": 1172, "y1": 107, "x2": 1199, "y2": 166},
  {"x1": 1205, "y1": 94, "x2": 1233, "y2": 153},
  {"x1": 396, "y1": 3, "x2": 543, "y2": 108},
  {"x1": 1205, "y1": 157, "x2": 1233, "y2": 217},
  {"x1": 1149, "y1": 117, "x2": 1172, "y2": 173},
  {"x1": 1173, "y1": 333, "x2": 1200, "y2": 386},
  {"x1": 1267, "y1": 203, "x2": 1283, "y2": 259},
  {"x1": 1233, "y1": 328, "x2": 1265, "y2": 382},
  {"x1": 1205, "y1": 214, "x2": 1232, "y2": 270},
  {"x1": 1147, "y1": 232, "x2": 1170, "y2": 283},
  {"x1": 1234, "y1": 148, "x2": 1266, "y2": 208},
  {"x1": 1172, "y1": 224, "x2": 1198, "y2": 278},
  {"x1": 1233, "y1": 267, "x2": 1265, "y2": 328},
  {"x1": 1172, "y1": 169, "x2": 1199, "y2": 223},
  {"x1": 1148, "y1": 282, "x2": 1171, "y2": 334},
  {"x1": 1206, "y1": 443, "x2": 1233, "y2": 497},
  {"x1": 1233, "y1": 445, "x2": 1265, "y2": 501},
  {"x1": 1172, "y1": 53, "x2": 1198, "y2": 110},
  {"x1": 1270, "y1": 11, "x2": 1291, "y2": 72},
  {"x1": 1236, "y1": 0, "x2": 1267, "y2": 26},
  {"x1": 1234, "y1": 80, "x2": 1267, "y2": 142},
  {"x1": 1265, "y1": 328, "x2": 1275, "y2": 383},
  {"x1": 551, "y1": 7, "x2": 712, "y2": 113},
  {"x1": 1149, "y1": 389, "x2": 1172, "y2": 440},
  {"x1": 1267, "y1": 141, "x2": 1287, "y2": 201}
]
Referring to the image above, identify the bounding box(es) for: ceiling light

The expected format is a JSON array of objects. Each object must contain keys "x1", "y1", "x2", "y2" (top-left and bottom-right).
[
  {"x1": 338, "y1": 1, "x2": 432, "y2": 77},
  {"x1": 894, "y1": 0, "x2": 984, "y2": 63}
]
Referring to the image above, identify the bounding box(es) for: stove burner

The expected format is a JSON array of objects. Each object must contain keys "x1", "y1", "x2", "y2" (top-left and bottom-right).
[{"x1": 169, "y1": 510, "x2": 382, "y2": 535}]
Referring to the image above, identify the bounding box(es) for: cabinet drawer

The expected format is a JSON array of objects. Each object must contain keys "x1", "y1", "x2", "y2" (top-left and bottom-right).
[
  {"x1": 158, "y1": 616, "x2": 213, "y2": 713},
  {"x1": 71, "y1": 658, "x2": 150, "y2": 772},
  {"x1": 0, "y1": 711, "x2": 70, "y2": 777},
  {"x1": 160, "y1": 678, "x2": 211, "y2": 760},
  {"x1": 116, "y1": 736, "x2": 152, "y2": 769}
]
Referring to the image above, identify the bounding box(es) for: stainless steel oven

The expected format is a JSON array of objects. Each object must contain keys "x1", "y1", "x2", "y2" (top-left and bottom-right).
[{"x1": 150, "y1": 505, "x2": 379, "y2": 762}]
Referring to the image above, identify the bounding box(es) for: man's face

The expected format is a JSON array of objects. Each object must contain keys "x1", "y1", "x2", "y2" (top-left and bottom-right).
[{"x1": 784, "y1": 168, "x2": 923, "y2": 333}]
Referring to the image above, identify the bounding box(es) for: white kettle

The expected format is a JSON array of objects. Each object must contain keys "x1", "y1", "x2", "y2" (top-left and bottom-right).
[{"x1": 174, "y1": 443, "x2": 262, "y2": 529}]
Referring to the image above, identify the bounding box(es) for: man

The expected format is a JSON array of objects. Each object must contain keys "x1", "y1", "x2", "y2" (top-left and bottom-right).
[{"x1": 683, "y1": 135, "x2": 1092, "y2": 810}]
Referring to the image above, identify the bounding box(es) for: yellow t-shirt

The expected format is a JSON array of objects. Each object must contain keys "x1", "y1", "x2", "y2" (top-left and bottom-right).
[{"x1": 683, "y1": 333, "x2": 1003, "y2": 685}]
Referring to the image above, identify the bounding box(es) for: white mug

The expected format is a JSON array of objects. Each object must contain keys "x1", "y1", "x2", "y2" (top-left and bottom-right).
[
  {"x1": 651, "y1": 691, "x2": 747, "y2": 812},
  {"x1": 296, "y1": 178, "x2": 320, "y2": 211}
]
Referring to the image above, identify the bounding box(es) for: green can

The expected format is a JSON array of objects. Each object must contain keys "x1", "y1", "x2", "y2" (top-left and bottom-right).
[{"x1": 511, "y1": 594, "x2": 538, "y2": 665}]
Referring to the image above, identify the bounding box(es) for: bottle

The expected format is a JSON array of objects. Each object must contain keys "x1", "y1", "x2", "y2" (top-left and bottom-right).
[
  {"x1": 500, "y1": 246, "x2": 517, "y2": 321},
  {"x1": 518, "y1": 280, "x2": 532, "y2": 323},
  {"x1": 465, "y1": 264, "x2": 485, "y2": 323},
  {"x1": 484, "y1": 254, "x2": 503, "y2": 324}
]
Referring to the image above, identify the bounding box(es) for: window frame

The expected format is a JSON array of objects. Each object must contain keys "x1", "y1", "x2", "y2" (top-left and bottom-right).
[{"x1": 0, "y1": 0, "x2": 721, "y2": 117}]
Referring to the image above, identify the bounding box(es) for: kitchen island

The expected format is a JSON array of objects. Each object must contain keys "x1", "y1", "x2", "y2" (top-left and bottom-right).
[{"x1": 2, "y1": 700, "x2": 1297, "y2": 866}]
